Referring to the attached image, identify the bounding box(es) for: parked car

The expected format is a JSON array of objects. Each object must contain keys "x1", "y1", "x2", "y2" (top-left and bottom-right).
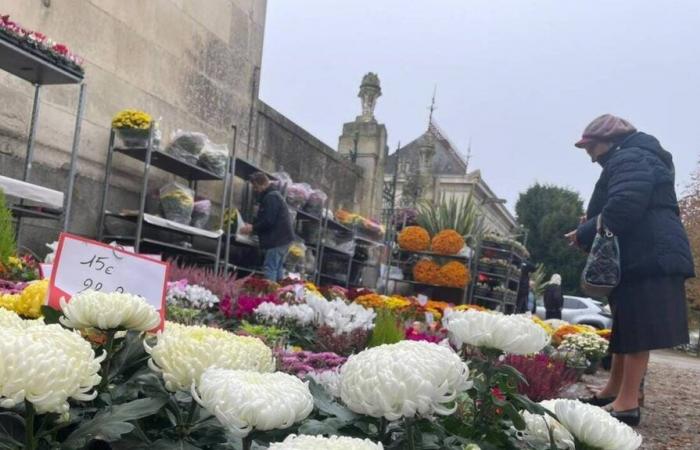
[{"x1": 535, "y1": 295, "x2": 612, "y2": 329}]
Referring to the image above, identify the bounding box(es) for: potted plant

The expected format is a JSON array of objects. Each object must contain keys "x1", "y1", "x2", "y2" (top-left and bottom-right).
[{"x1": 111, "y1": 109, "x2": 152, "y2": 147}]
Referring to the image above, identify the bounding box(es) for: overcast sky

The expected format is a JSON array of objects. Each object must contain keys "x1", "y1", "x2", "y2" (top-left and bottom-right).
[{"x1": 259, "y1": 0, "x2": 699, "y2": 213}]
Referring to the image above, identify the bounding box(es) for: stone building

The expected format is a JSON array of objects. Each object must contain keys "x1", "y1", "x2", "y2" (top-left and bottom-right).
[
  {"x1": 384, "y1": 122, "x2": 518, "y2": 236},
  {"x1": 0, "y1": 0, "x2": 365, "y2": 254}
]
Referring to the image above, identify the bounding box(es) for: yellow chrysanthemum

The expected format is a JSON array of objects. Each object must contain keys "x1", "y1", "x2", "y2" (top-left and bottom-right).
[
  {"x1": 15, "y1": 280, "x2": 48, "y2": 319},
  {"x1": 111, "y1": 109, "x2": 153, "y2": 130},
  {"x1": 531, "y1": 315, "x2": 555, "y2": 335},
  {"x1": 385, "y1": 296, "x2": 412, "y2": 311}
]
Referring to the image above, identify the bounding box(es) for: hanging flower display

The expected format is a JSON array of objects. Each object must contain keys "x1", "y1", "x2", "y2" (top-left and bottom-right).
[
  {"x1": 339, "y1": 340, "x2": 471, "y2": 420},
  {"x1": 397, "y1": 226, "x2": 430, "y2": 252},
  {"x1": 431, "y1": 229, "x2": 465, "y2": 255},
  {"x1": 193, "y1": 368, "x2": 314, "y2": 438},
  {"x1": 436, "y1": 261, "x2": 470, "y2": 287},
  {"x1": 412, "y1": 257, "x2": 440, "y2": 284},
  {"x1": 60, "y1": 290, "x2": 161, "y2": 331},
  {"x1": 269, "y1": 435, "x2": 384, "y2": 449}
]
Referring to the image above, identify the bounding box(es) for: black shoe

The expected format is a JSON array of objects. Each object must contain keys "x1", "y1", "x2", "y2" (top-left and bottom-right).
[
  {"x1": 579, "y1": 395, "x2": 615, "y2": 407},
  {"x1": 610, "y1": 407, "x2": 641, "y2": 427}
]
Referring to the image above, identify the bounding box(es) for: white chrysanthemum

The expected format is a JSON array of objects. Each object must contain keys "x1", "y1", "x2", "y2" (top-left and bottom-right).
[
  {"x1": 254, "y1": 302, "x2": 315, "y2": 326},
  {"x1": 339, "y1": 340, "x2": 471, "y2": 420},
  {"x1": 0, "y1": 308, "x2": 44, "y2": 329},
  {"x1": 554, "y1": 399, "x2": 642, "y2": 450},
  {"x1": 519, "y1": 400, "x2": 575, "y2": 449},
  {"x1": 0, "y1": 324, "x2": 104, "y2": 415},
  {"x1": 193, "y1": 368, "x2": 313, "y2": 438},
  {"x1": 444, "y1": 309, "x2": 550, "y2": 354},
  {"x1": 60, "y1": 290, "x2": 160, "y2": 331},
  {"x1": 145, "y1": 322, "x2": 274, "y2": 391},
  {"x1": 304, "y1": 294, "x2": 375, "y2": 334},
  {"x1": 269, "y1": 434, "x2": 384, "y2": 449}
]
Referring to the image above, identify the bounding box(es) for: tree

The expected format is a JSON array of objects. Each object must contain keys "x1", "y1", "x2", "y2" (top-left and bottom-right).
[
  {"x1": 515, "y1": 184, "x2": 587, "y2": 295},
  {"x1": 679, "y1": 158, "x2": 700, "y2": 308}
]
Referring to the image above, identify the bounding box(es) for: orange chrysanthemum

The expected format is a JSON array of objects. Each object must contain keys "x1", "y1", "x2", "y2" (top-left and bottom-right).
[
  {"x1": 397, "y1": 226, "x2": 431, "y2": 252},
  {"x1": 412, "y1": 258, "x2": 440, "y2": 284},
  {"x1": 431, "y1": 229, "x2": 465, "y2": 255},
  {"x1": 436, "y1": 261, "x2": 470, "y2": 287}
]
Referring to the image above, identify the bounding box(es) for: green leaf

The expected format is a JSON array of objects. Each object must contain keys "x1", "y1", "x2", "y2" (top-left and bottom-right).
[
  {"x1": 109, "y1": 331, "x2": 149, "y2": 379},
  {"x1": 298, "y1": 418, "x2": 346, "y2": 435},
  {"x1": 151, "y1": 439, "x2": 202, "y2": 450},
  {"x1": 62, "y1": 397, "x2": 167, "y2": 448},
  {"x1": 41, "y1": 305, "x2": 63, "y2": 325},
  {"x1": 503, "y1": 403, "x2": 526, "y2": 430},
  {"x1": 307, "y1": 380, "x2": 357, "y2": 422}
]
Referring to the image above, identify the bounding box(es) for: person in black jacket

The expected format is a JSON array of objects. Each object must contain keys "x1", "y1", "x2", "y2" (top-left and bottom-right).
[
  {"x1": 515, "y1": 261, "x2": 536, "y2": 314},
  {"x1": 566, "y1": 114, "x2": 694, "y2": 426},
  {"x1": 240, "y1": 172, "x2": 295, "y2": 281},
  {"x1": 543, "y1": 274, "x2": 563, "y2": 319}
]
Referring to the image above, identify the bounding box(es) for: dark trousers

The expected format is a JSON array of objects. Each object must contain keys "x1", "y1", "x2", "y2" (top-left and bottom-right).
[{"x1": 545, "y1": 309, "x2": 562, "y2": 320}]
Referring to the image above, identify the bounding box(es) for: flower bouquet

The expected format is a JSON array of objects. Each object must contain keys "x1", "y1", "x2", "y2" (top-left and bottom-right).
[
  {"x1": 285, "y1": 183, "x2": 311, "y2": 209},
  {"x1": 0, "y1": 14, "x2": 84, "y2": 76},
  {"x1": 159, "y1": 182, "x2": 194, "y2": 224},
  {"x1": 558, "y1": 332, "x2": 609, "y2": 374},
  {"x1": 111, "y1": 109, "x2": 152, "y2": 147},
  {"x1": 165, "y1": 129, "x2": 208, "y2": 164}
]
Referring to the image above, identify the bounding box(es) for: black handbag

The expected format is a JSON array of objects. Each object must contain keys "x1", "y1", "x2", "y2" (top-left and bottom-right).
[{"x1": 581, "y1": 215, "x2": 621, "y2": 298}]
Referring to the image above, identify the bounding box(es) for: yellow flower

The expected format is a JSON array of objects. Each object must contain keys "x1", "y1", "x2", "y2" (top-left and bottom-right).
[
  {"x1": 7, "y1": 256, "x2": 23, "y2": 269},
  {"x1": 15, "y1": 280, "x2": 48, "y2": 319},
  {"x1": 111, "y1": 109, "x2": 153, "y2": 130},
  {"x1": 385, "y1": 296, "x2": 412, "y2": 310},
  {"x1": 531, "y1": 315, "x2": 555, "y2": 335},
  {"x1": 0, "y1": 293, "x2": 20, "y2": 312}
]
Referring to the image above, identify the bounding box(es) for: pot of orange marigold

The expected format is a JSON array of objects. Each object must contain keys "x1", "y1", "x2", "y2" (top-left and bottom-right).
[
  {"x1": 397, "y1": 226, "x2": 430, "y2": 252},
  {"x1": 412, "y1": 258, "x2": 440, "y2": 284},
  {"x1": 436, "y1": 261, "x2": 471, "y2": 288},
  {"x1": 431, "y1": 229, "x2": 465, "y2": 255}
]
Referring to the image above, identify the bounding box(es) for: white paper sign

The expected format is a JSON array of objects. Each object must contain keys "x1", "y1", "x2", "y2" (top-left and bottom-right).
[
  {"x1": 48, "y1": 234, "x2": 169, "y2": 316},
  {"x1": 417, "y1": 294, "x2": 429, "y2": 306}
]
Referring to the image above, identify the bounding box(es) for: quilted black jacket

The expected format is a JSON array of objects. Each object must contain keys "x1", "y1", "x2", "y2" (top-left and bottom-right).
[{"x1": 576, "y1": 132, "x2": 694, "y2": 280}]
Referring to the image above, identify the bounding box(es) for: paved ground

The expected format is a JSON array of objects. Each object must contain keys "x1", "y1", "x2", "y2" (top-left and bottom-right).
[{"x1": 573, "y1": 350, "x2": 700, "y2": 450}]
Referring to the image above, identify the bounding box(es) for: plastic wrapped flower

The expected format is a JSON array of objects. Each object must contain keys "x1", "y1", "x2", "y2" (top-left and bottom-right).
[
  {"x1": 0, "y1": 324, "x2": 104, "y2": 415},
  {"x1": 60, "y1": 290, "x2": 160, "y2": 331},
  {"x1": 146, "y1": 322, "x2": 274, "y2": 391},
  {"x1": 339, "y1": 340, "x2": 471, "y2": 420},
  {"x1": 269, "y1": 434, "x2": 384, "y2": 449},
  {"x1": 412, "y1": 258, "x2": 440, "y2": 284},
  {"x1": 436, "y1": 261, "x2": 470, "y2": 287},
  {"x1": 444, "y1": 309, "x2": 550, "y2": 355},
  {"x1": 554, "y1": 399, "x2": 643, "y2": 450},
  {"x1": 192, "y1": 368, "x2": 313, "y2": 438},
  {"x1": 397, "y1": 226, "x2": 430, "y2": 252},
  {"x1": 431, "y1": 229, "x2": 465, "y2": 255},
  {"x1": 519, "y1": 399, "x2": 575, "y2": 449}
]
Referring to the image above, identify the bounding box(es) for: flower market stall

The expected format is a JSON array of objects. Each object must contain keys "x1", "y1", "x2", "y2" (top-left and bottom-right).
[{"x1": 0, "y1": 14, "x2": 86, "y2": 246}]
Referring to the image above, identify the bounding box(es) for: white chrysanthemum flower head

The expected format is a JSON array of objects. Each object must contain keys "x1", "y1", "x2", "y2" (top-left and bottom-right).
[
  {"x1": 192, "y1": 368, "x2": 313, "y2": 438},
  {"x1": 304, "y1": 294, "x2": 375, "y2": 334},
  {"x1": 254, "y1": 302, "x2": 315, "y2": 326},
  {"x1": 60, "y1": 290, "x2": 160, "y2": 331},
  {"x1": 554, "y1": 399, "x2": 642, "y2": 450},
  {"x1": 0, "y1": 308, "x2": 44, "y2": 329},
  {"x1": 339, "y1": 340, "x2": 471, "y2": 420},
  {"x1": 145, "y1": 322, "x2": 274, "y2": 391},
  {"x1": 0, "y1": 324, "x2": 104, "y2": 415},
  {"x1": 519, "y1": 400, "x2": 575, "y2": 449},
  {"x1": 268, "y1": 434, "x2": 384, "y2": 449},
  {"x1": 444, "y1": 309, "x2": 550, "y2": 354}
]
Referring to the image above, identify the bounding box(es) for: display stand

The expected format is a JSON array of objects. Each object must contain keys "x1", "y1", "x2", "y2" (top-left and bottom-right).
[
  {"x1": 97, "y1": 127, "x2": 231, "y2": 269},
  {"x1": 472, "y1": 237, "x2": 525, "y2": 313},
  {"x1": 317, "y1": 215, "x2": 354, "y2": 287},
  {"x1": 290, "y1": 206, "x2": 324, "y2": 281},
  {"x1": 0, "y1": 35, "x2": 86, "y2": 246},
  {"x1": 349, "y1": 229, "x2": 384, "y2": 288}
]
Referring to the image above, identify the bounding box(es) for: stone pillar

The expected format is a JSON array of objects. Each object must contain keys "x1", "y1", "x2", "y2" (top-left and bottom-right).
[
  {"x1": 417, "y1": 132, "x2": 436, "y2": 202},
  {"x1": 338, "y1": 73, "x2": 388, "y2": 218}
]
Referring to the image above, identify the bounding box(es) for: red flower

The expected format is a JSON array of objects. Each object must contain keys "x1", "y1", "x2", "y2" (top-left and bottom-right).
[
  {"x1": 490, "y1": 386, "x2": 505, "y2": 402},
  {"x1": 52, "y1": 43, "x2": 69, "y2": 55}
]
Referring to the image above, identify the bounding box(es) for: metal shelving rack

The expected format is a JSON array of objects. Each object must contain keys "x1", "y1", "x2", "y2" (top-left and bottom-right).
[
  {"x1": 97, "y1": 127, "x2": 232, "y2": 269},
  {"x1": 472, "y1": 239, "x2": 525, "y2": 313},
  {"x1": 317, "y1": 216, "x2": 354, "y2": 287},
  {"x1": 290, "y1": 206, "x2": 324, "y2": 282},
  {"x1": 383, "y1": 246, "x2": 471, "y2": 304},
  {"x1": 349, "y1": 229, "x2": 384, "y2": 288},
  {"x1": 0, "y1": 35, "x2": 86, "y2": 246}
]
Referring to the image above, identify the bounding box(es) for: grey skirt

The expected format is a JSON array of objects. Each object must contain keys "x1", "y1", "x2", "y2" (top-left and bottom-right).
[{"x1": 608, "y1": 275, "x2": 689, "y2": 353}]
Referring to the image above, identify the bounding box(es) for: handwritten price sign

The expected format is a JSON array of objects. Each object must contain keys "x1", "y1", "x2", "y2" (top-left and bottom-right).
[{"x1": 47, "y1": 234, "x2": 169, "y2": 325}]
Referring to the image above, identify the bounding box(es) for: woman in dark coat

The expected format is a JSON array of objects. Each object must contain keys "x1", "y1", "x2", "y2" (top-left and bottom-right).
[
  {"x1": 543, "y1": 274, "x2": 564, "y2": 319},
  {"x1": 566, "y1": 114, "x2": 694, "y2": 426}
]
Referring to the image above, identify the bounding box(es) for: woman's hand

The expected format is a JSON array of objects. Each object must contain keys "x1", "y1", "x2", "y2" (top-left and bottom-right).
[{"x1": 565, "y1": 230, "x2": 578, "y2": 247}]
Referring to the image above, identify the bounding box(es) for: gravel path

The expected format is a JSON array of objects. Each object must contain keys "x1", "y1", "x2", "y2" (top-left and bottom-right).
[{"x1": 568, "y1": 350, "x2": 700, "y2": 450}]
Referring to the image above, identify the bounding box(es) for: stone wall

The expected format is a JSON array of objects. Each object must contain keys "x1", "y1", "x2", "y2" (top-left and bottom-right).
[
  {"x1": 253, "y1": 100, "x2": 363, "y2": 213},
  {"x1": 0, "y1": 0, "x2": 267, "y2": 254}
]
